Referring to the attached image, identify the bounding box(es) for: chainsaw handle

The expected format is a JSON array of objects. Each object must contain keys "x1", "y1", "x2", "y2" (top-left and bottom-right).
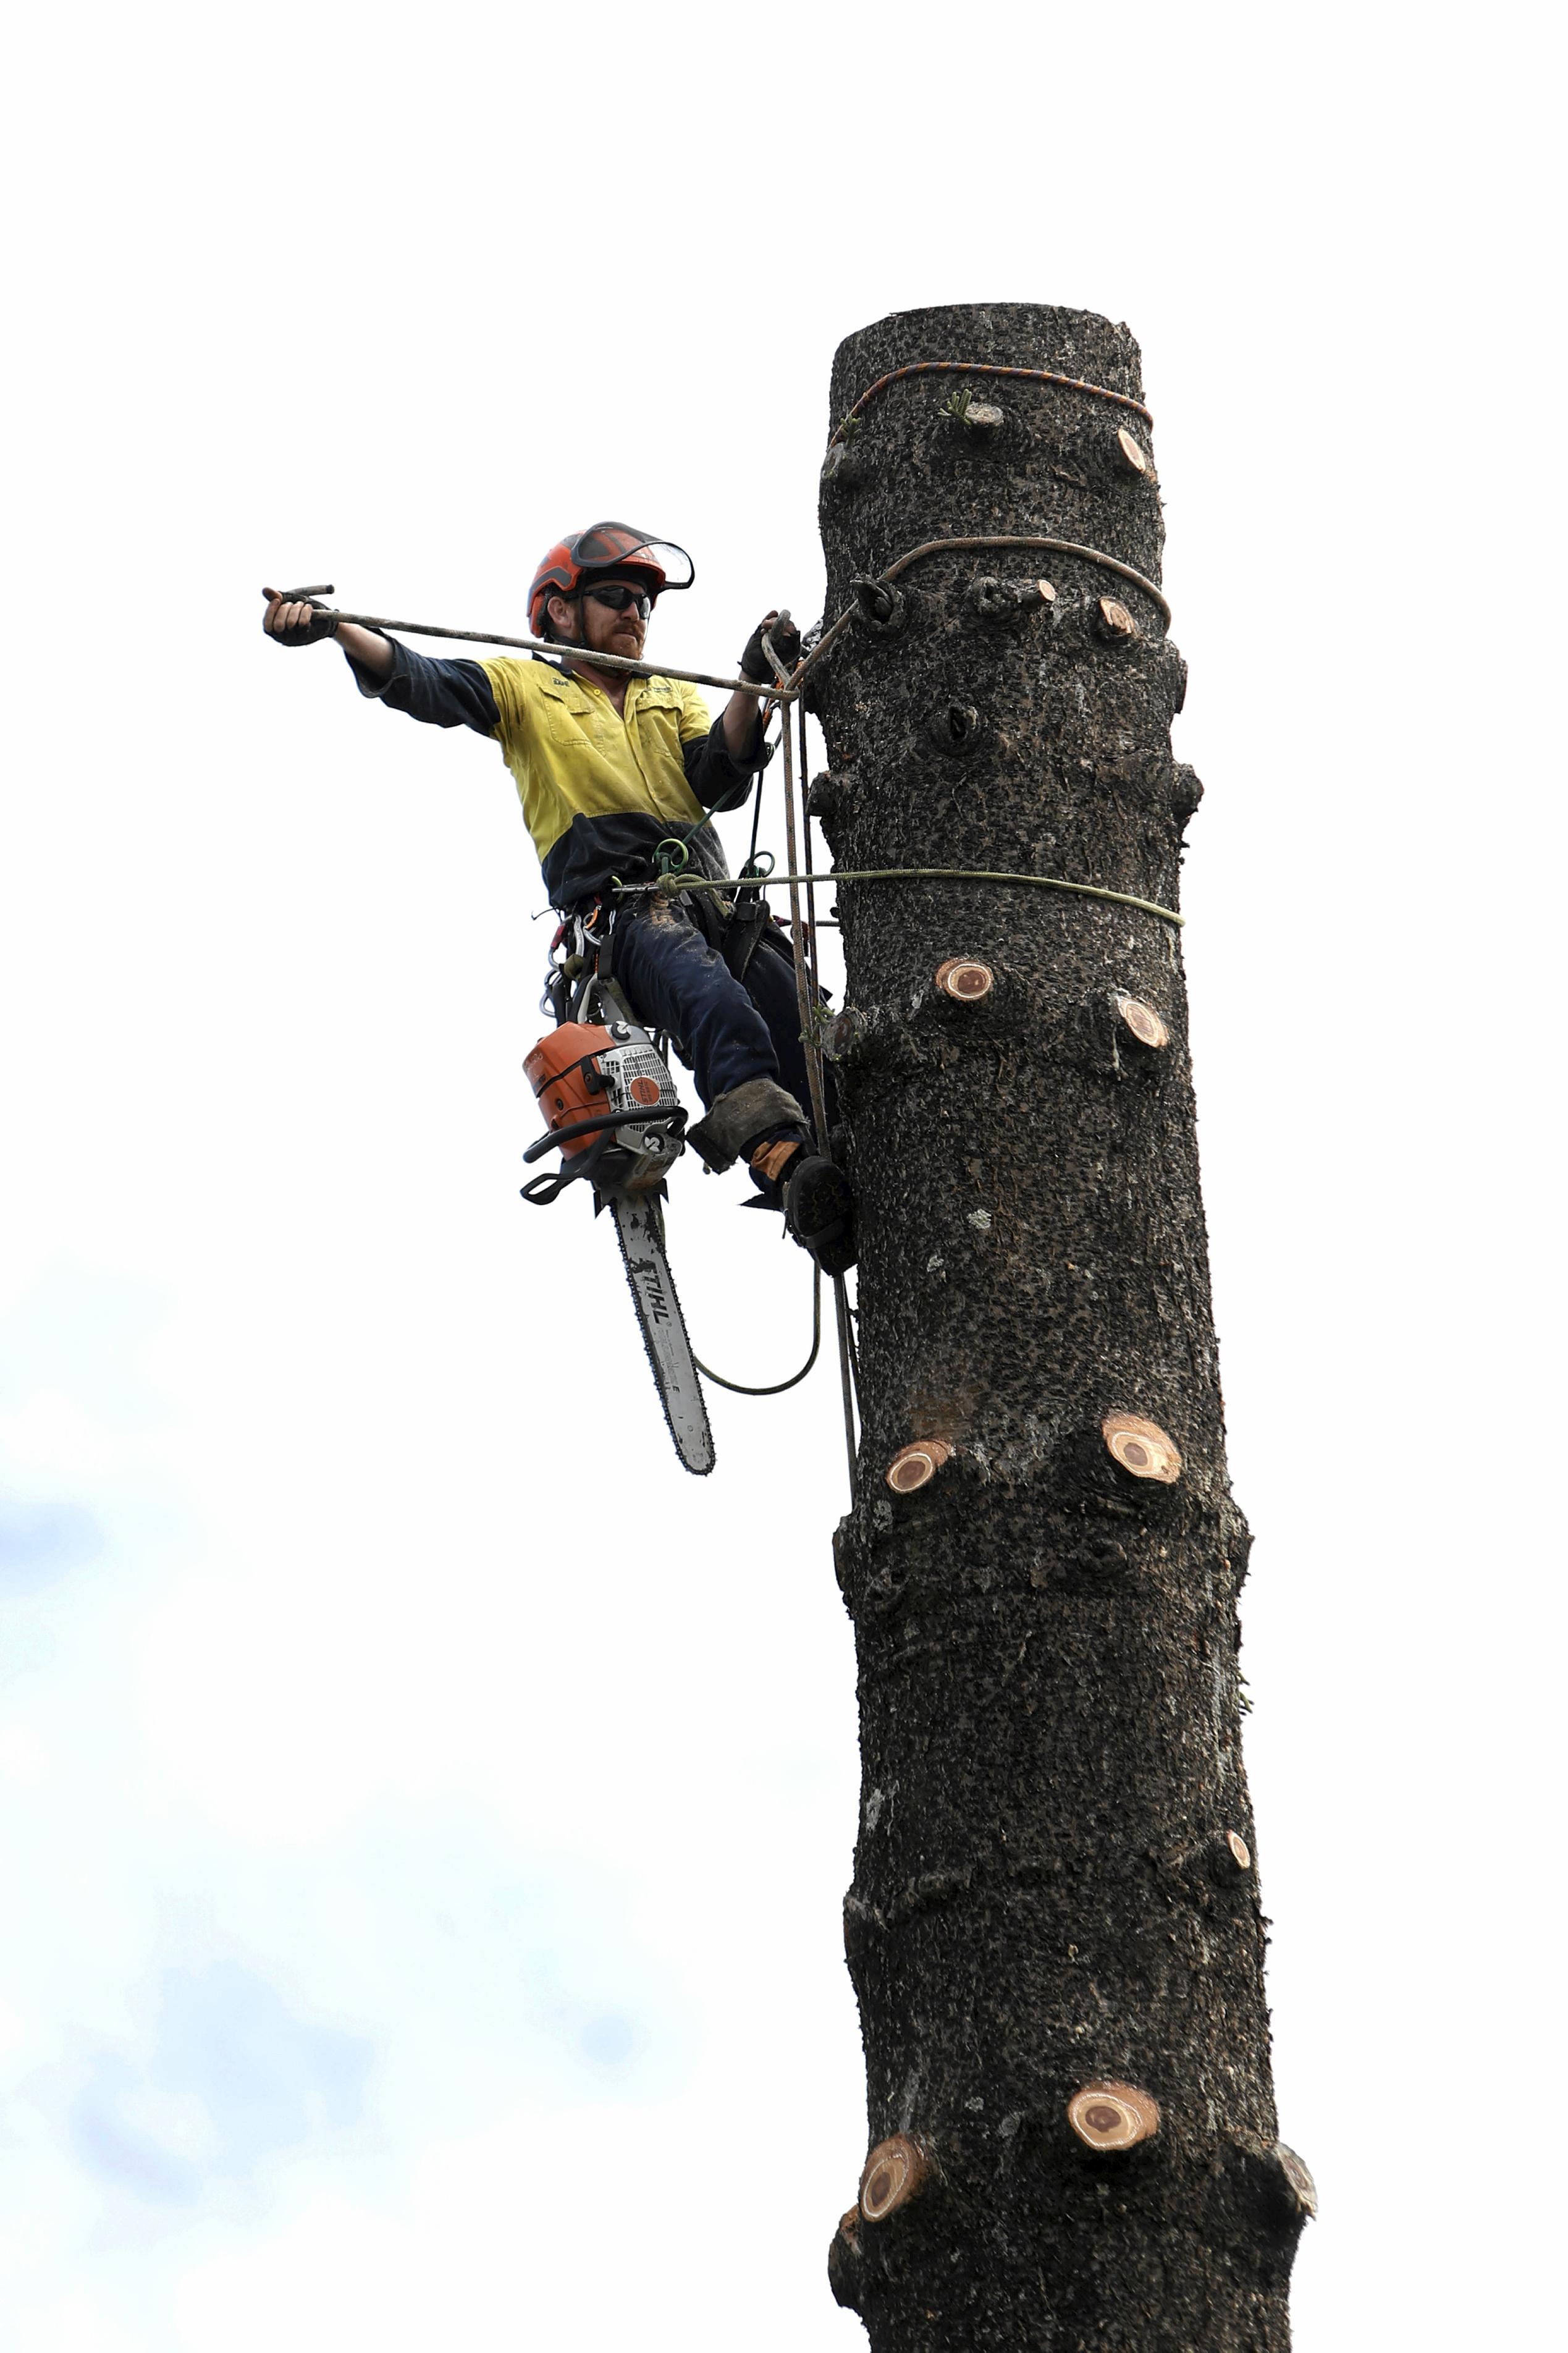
[
  {"x1": 521, "y1": 1105, "x2": 686, "y2": 1164},
  {"x1": 520, "y1": 1168, "x2": 578, "y2": 1205}
]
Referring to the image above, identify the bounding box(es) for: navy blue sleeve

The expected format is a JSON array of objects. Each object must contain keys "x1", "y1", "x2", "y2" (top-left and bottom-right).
[
  {"x1": 344, "y1": 638, "x2": 500, "y2": 734},
  {"x1": 683, "y1": 715, "x2": 772, "y2": 813}
]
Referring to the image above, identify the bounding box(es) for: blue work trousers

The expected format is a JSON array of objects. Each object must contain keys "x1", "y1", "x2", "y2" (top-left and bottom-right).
[{"x1": 610, "y1": 902, "x2": 819, "y2": 1121}]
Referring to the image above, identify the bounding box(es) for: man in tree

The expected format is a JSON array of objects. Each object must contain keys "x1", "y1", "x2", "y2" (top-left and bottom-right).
[{"x1": 262, "y1": 522, "x2": 853, "y2": 1272}]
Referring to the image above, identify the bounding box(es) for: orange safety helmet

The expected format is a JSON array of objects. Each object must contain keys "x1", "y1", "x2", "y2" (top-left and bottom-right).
[{"x1": 528, "y1": 521, "x2": 696, "y2": 638}]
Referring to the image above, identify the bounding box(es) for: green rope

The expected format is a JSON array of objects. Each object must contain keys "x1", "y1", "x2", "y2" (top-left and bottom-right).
[{"x1": 635, "y1": 865, "x2": 1184, "y2": 929}]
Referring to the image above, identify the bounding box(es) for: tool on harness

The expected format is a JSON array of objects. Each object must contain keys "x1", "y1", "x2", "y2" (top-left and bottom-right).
[
  {"x1": 720, "y1": 850, "x2": 777, "y2": 986},
  {"x1": 520, "y1": 952, "x2": 714, "y2": 1478},
  {"x1": 520, "y1": 1015, "x2": 686, "y2": 1206}
]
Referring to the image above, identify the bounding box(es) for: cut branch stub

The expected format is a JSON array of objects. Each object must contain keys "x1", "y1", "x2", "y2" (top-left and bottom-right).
[
  {"x1": 1103, "y1": 1412, "x2": 1182, "y2": 1484},
  {"x1": 820, "y1": 443, "x2": 864, "y2": 497},
  {"x1": 1274, "y1": 2143, "x2": 1318, "y2": 2220},
  {"x1": 943, "y1": 389, "x2": 1005, "y2": 436},
  {"x1": 936, "y1": 958, "x2": 994, "y2": 1003},
  {"x1": 930, "y1": 699, "x2": 982, "y2": 755},
  {"x1": 1068, "y1": 2081, "x2": 1161, "y2": 2152},
  {"x1": 1116, "y1": 425, "x2": 1150, "y2": 475},
  {"x1": 827, "y1": 2207, "x2": 864, "y2": 2311},
  {"x1": 1117, "y1": 994, "x2": 1170, "y2": 1050},
  {"x1": 966, "y1": 575, "x2": 1017, "y2": 621},
  {"x1": 806, "y1": 768, "x2": 841, "y2": 822},
  {"x1": 1037, "y1": 578, "x2": 1058, "y2": 603},
  {"x1": 1097, "y1": 596, "x2": 1139, "y2": 643},
  {"x1": 859, "y1": 2133, "x2": 933, "y2": 2222},
  {"x1": 1225, "y1": 1829, "x2": 1252, "y2": 1871},
  {"x1": 825, "y1": 1005, "x2": 867, "y2": 1060},
  {"x1": 886, "y1": 1438, "x2": 953, "y2": 1495}
]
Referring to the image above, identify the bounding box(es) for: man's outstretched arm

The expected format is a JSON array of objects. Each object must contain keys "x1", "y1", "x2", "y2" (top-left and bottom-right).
[{"x1": 261, "y1": 589, "x2": 499, "y2": 733}]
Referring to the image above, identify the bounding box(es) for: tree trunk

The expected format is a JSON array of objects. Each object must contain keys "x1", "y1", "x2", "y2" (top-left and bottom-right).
[{"x1": 812, "y1": 305, "x2": 1307, "y2": 2351}]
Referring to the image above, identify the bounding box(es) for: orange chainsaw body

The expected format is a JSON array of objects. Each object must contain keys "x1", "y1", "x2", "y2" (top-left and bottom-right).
[
  {"x1": 525, "y1": 1020, "x2": 675, "y2": 1167},
  {"x1": 523, "y1": 1022, "x2": 617, "y2": 1159}
]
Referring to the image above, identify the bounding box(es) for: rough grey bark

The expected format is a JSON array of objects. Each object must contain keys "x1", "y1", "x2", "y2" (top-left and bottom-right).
[{"x1": 812, "y1": 305, "x2": 1305, "y2": 2351}]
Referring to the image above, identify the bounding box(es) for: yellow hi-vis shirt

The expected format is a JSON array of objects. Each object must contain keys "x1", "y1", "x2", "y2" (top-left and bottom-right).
[{"x1": 479, "y1": 656, "x2": 712, "y2": 868}]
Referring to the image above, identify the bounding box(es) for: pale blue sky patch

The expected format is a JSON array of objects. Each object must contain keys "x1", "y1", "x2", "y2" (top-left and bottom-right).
[
  {"x1": 62, "y1": 1959, "x2": 374, "y2": 2215},
  {"x1": 0, "y1": 1495, "x2": 104, "y2": 1592},
  {"x1": 212, "y1": 1804, "x2": 705, "y2": 2126}
]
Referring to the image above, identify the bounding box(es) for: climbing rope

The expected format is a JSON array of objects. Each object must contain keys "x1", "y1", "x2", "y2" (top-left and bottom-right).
[
  {"x1": 692, "y1": 1261, "x2": 822, "y2": 1395},
  {"x1": 268, "y1": 594, "x2": 778, "y2": 702},
  {"x1": 770, "y1": 643, "x2": 861, "y2": 1490},
  {"x1": 291, "y1": 533, "x2": 1169, "y2": 709},
  {"x1": 879, "y1": 533, "x2": 1168, "y2": 624},
  {"x1": 625, "y1": 865, "x2": 1184, "y2": 931},
  {"x1": 790, "y1": 533, "x2": 1170, "y2": 700},
  {"x1": 828, "y1": 359, "x2": 1152, "y2": 450}
]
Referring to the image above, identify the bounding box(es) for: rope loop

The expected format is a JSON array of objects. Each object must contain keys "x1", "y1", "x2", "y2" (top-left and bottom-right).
[
  {"x1": 620, "y1": 866, "x2": 1183, "y2": 931},
  {"x1": 828, "y1": 358, "x2": 1152, "y2": 451},
  {"x1": 693, "y1": 1262, "x2": 822, "y2": 1396}
]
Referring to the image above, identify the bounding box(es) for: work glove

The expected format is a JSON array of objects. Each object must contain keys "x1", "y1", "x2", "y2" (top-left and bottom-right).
[
  {"x1": 738, "y1": 609, "x2": 800, "y2": 683},
  {"x1": 262, "y1": 588, "x2": 340, "y2": 646}
]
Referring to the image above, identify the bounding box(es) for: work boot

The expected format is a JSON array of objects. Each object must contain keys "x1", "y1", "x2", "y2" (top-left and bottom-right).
[
  {"x1": 745, "y1": 1132, "x2": 858, "y2": 1275},
  {"x1": 783, "y1": 1152, "x2": 858, "y2": 1276},
  {"x1": 746, "y1": 1131, "x2": 806, "y2": 1199}
]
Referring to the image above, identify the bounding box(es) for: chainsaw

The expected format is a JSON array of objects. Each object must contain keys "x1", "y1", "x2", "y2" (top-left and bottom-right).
[{"x1": 520, "y1": 940, "x2": 714, "y2": 1477}]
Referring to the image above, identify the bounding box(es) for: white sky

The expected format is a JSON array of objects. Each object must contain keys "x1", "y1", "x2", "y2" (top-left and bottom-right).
[{"x1": 2, "y1": 2, "x2": 1561, "y2": 2346}]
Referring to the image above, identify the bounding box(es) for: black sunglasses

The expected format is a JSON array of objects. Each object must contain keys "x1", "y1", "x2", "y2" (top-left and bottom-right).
[{"x1": 584, "y1": 583, "x2": 653, "y2": 617}]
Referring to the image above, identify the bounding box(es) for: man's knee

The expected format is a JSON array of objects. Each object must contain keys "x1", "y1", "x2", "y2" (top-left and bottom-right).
[{"x1": 687, "y1": 1076, "x2": 807, "y2": 1172}]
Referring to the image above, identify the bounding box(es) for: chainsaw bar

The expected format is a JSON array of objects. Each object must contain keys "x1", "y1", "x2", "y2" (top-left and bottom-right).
[{"x1": 609, "y1": 1191, "x2": 715, "y2": 1477}]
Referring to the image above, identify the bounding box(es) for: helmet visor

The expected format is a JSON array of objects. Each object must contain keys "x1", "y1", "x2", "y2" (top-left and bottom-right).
[{"x1": 570, "y1": 521, "x2": 695, "y2": 593}]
